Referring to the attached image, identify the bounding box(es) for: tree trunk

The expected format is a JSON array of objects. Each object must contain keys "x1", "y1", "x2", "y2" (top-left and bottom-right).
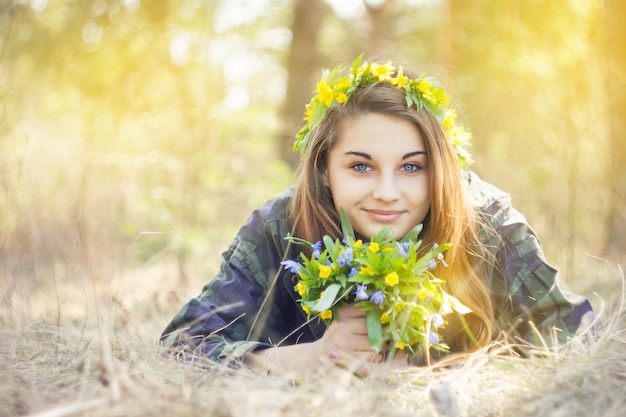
[
  {"x1": 604, "y1": 0, "x2": 626, "y2": 260},
  {"x1": 279, "y1": 0, "x2": 324, "y2": 170},
  {"x1": 364, "y1": 0, "x2": 392, "y2": 56}
]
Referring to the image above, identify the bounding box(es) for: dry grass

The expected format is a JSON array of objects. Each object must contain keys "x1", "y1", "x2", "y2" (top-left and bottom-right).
[{"x1": 0, "y1": 259, "x2": 624, "y2": 417}]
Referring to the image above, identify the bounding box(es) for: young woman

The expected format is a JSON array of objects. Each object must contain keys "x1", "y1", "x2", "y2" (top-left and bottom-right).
[{"x1": 160, "y1": 57, "x2": 594, "y2": 376}]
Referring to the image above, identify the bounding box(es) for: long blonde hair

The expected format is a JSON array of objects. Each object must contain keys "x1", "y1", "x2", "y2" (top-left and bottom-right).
[{"x1": 289, "y1": 81, "x2": 494, "y2": 352}]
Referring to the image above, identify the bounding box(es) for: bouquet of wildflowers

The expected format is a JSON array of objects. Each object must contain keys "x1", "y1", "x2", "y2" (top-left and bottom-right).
[{"x1": 281, "y1": 212, "x2": 471, "y2": 359}]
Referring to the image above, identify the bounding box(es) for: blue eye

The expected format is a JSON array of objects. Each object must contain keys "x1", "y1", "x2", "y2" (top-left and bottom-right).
[
  {"x1": 352, "y1": 163, "x2": 370, "y2": 173},
  {"x1": 401, "y1": 163, "x2": 421, "y2": 173}
]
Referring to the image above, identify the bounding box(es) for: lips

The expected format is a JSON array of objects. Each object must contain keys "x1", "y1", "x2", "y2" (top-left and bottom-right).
[{"x1": 365, "y1": 209, "x2": 404, "y2": 223}]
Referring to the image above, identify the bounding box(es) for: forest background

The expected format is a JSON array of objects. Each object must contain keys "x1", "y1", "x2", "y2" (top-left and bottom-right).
[{"x1": 1, "y1": 1, "x2": 625, "y2": 416}]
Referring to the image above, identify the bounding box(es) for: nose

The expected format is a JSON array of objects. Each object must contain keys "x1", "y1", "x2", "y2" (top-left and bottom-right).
[{"x1": 372, "y1": 171, "x2": 401, "y2": 202}]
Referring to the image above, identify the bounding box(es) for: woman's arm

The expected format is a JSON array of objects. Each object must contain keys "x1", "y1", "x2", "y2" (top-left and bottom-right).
[{"x1": 245, "y1": 305, "x2": 409, "y2": 376}]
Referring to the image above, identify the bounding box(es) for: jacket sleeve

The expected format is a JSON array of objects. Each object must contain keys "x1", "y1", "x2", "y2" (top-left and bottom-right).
[
  {"x1": 492, "y1": 207, "x2": 595, "y2": 346},
  {"x1": 160, "y1": 194, "x2": 293, "y2": 366},
  {"x1": 464, "y1": 171, "x2": 594, "y2": 346}
]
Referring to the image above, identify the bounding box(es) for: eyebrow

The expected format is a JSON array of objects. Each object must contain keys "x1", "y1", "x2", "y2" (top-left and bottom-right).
[{"x1": 344, "y1": 151, "x2": 427, "y2": 160}]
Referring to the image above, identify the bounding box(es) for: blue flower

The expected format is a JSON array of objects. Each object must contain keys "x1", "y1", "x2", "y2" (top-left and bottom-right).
[
  {"x1": 337, "y1": 247, "x2": 353, "y2": 267},
  {"x1": 429, "y1": 332, "x2": 440, "y2": 344},
  {"x1": 354, "y1": 284, "x2": 369, "y2": 301},
  {"x1": 397, "y1": 241, "x2": 411, "y2": 257},
  {"x1": 432, "y1": 314, "x2": 444, "y2": 329},
  {"x1": 437, "y1": 252, "x2": 448, "y2": 267},
  {"x1": 431, "y1": 243, "x2": 448, "y2": 267},
  {"x1": 348, "y1": 268, "x2": 359, "y2": 277},
  {"x1": 312, "y1": 241, "x2": 322, "y2": 259},
  {"x1": 280, "y1": 260, "x2": 302, "y2": 273},
  {"x1": 427, "y1": 259, "x2": 437, "y2": 270},
  {"x1": 370, "y1": 290, "x2": 384, "y2": 306}
]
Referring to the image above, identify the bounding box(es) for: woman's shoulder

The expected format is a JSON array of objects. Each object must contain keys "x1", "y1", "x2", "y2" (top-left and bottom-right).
[
  {"x1": 237, "y1": 186, "x2": 296, "y2": 246},
  {"x1": 462, "y1": 170, "x2": 514, "y2": 227},
  {"x1": 463, "y1": 171, "x2": 511, "y2": 212},
  {"x1": 250, "y1": 186, "x2": 296, "y2": 223}
]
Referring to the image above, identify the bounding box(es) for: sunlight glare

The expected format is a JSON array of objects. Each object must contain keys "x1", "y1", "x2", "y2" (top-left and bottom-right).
[
  {"x1": 223, "y1": 85, "x2": 250, "y2": 111},
  {"x1": 28, "y1": 0, "x2": 47, "y2": 13},
  {"x1": 325, "y1": 0, "x2": 365, "y2": 19},
  {"x1": 214, "y1": 0, "x2": 276, "y2": 33},
  {"x1": 169, "y1": 33, "x2": 190, "y2": 66}
]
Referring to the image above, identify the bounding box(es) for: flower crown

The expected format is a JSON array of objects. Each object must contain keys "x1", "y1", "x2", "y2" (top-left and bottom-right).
[{"x1": 293, "y1": 55, "x2": 473, "y2": 166}]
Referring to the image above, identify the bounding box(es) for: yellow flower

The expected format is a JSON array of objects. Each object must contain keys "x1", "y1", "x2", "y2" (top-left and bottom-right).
[
  {"x1": 382, "y1": 247, "x2": 393, "y2": 253},
  {"x1": 336, "y1": 93, "x2": 348, "y2": 103},
  {"x1": 302, "y1": 305, "x2": 310, "y2": 315},
  {"x1": 354, "y1": 240, "x2": 363, "y2": 248},
  {"x1": 320, "y1": 310, "x2": 333, "y2": 320},
  {"x1": 316, "y1": 80, "x2": 334, "y2": 106},
  {"x1": 295, "y1": 283, "x2": 306, "y2": 296},
  {"x1": 390, "y1": 66, "x2": 408, "y2": 89},
  {"x1": 396, "y1": 341, "x2": 406, "y2": 350},
  {"x1": 385, "y1": 272, "x2": 399, "y2": 287},
  {"x1": 416, "y1": 79, "x2": 435, "y2": 103},
  {"x1": 319, "y1": 265, "x2": 332, "y2": 279},
  {"x1": 442, "y1": 108, "x2": 457, "y2": 132},
  {"x1": 360, "y1": 266, "x2": 375, "y2": 275},
  {"x1": 372, "y1": 61, "x2": 395, "y2": 81},
  {"x1": 369, "y1": 242, "x2": 380, "y2": 253},
  {"x1": 380, "y1": 312, "x2": 390, "y2": 324},
  {"x1": 304, "y1": 105, "x2": 313, "y2": 122},
  {"x1": 418, "y1": 288, "x2": 429, "y2": 300},
  {"x1": 336, "y1": 77, "x2": 352, "y2": 90}
]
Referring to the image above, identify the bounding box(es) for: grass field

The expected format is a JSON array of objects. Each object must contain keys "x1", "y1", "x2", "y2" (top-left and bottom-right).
[{"x1": 1, "y1": 252, "x2": 624, "y2": 417}]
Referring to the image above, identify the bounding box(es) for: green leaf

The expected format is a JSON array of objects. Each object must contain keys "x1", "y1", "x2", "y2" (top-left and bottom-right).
[
  {"x1": 366, "y1": 309, "x2": 384, "y2": 353},
  {"x1": 445, "y1": 292, "x2": 473, "y2": 315},
  {"x1": 339, "y1": 208, "x2": 355, "y2": 240},
  {"x1": 322, "y1": 235, "x2": 335, "y2": 258},
  {"x1": 311, "y1": 283, "x2": 342, "y2": 312},
  {"x1": 401, "y1": 223, "x2": 423, "y2": 243}
]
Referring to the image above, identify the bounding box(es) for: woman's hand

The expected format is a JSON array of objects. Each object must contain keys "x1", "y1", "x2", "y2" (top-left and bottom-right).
[{"x1": 246, "y1": 305, "x2": 409, "y2": 377}]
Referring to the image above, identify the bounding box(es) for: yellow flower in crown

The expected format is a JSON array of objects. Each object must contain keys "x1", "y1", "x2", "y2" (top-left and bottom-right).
[
  {"x1": 442, "y1": 107, "x2": 457, "y2": 131},
  {"x1": 304, "y1": 105, "x2": 313, "y2": 123},
  {"x1": 371, "y1": 61, "x2": 395, "y2": 81},
  {"x1": 390, "y1": 66, "x2": 409, "y2": 89},
  {"x1": 316, "y1": 80, "x2": 334, "y2": 106},
  {"x1": 416, "y1": 79, "x2": 436, "y2": 105}
]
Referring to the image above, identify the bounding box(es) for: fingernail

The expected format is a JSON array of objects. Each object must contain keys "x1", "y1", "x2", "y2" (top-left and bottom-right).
[{"x1": 329, "y1": 349, "x2": 340, "y2": 360}]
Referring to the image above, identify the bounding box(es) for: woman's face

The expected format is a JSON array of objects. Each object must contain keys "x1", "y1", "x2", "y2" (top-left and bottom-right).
[{"x1": 326, "y1": 113, "x2": 431, "y2": 240}]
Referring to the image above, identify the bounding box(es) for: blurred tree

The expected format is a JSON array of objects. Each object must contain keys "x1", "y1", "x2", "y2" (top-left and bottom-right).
[
  {"x1": 364, "y1": 0, "x2": 392, "y2": 55},
  {"x1": 438, "y1": 0, "x2": 606, "y2": 270},
  {"x1": 279, "y1": 0, "x2": 324, "y2": 169},
  {"x1": 604, "y1": 0, "x2": 626, "y2": 259}
]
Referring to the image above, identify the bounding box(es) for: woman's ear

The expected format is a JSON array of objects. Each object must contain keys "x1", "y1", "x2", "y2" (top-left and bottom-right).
[{"x1": 322, "y1": 170, "x2": 330, "y2": 188}]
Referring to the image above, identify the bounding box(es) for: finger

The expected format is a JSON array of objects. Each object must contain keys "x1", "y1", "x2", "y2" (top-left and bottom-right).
[
  {"x1": 331, "y1": 332, "x2": 373, "y2": 352},
  {"x1": 366, "y1": 351, "x2": 385, "y2": 363},
  {"x1": 337, "y1": 305, "x2": 366, "y2": 320},
  {"x1": 327, "y1": 349, "x2": 372, "y2": 378},
  {"x1": 327, "y1": 317, "x2": 368, "y2": 336}
]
